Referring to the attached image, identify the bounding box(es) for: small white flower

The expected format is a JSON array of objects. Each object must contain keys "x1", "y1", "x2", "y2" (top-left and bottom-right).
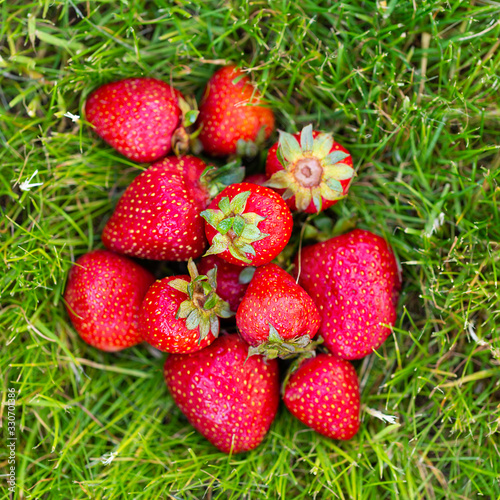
[
  {"x1": 64, "y1": 111, "x2": 80, "y2": 123},
  {"x1": 19, "y1": 170, "x2": 43, "y2": 192}
]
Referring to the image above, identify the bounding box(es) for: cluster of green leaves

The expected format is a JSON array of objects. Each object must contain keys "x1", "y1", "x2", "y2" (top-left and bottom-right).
[{"x1": 1, "y1": 0, "x2": 499, "y2": 498}]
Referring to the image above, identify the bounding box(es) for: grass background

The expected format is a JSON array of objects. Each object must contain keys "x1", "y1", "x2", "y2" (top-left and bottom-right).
[{"x1": 1, "y1": 0, "x2": 500, "y2": 498}]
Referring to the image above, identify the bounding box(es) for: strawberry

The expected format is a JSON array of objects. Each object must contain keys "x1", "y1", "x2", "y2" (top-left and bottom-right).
[
  {"x1": 283, "y1": 353, "x2": 360, "y2": 440},
  {"x1": 102, "y1": 156, "x2": 211, "y2": 261},
  {"x1": 266, "y1": 124, "x2": 355, "y2": 213},
  {"x1": 64, "y1": 249, "x2": 155, "y2": 352},
  {"x1": 236, "y1": 263, "x2": 320, "y2": 358},
  {"x1": 197, "y1": 255, "x2": 254, "y2": 313},
  {"x1": 140, "y1": 259, "x2": 233, "y2": 353},
  {"x1": 197, "y1": 66, "x2": 275, "y2": 157},
  {"x1": 164, "y1": 333, "x2": 279, "y2": 453},
  {"x1": 295, "y1": 229, "x2": 401, "y2": 360},
  {"x1": 244, "y1": 173, "x2": 268, "y2": 186},
  {"x1": 201, "y1": 183, "x2": 293, "y2": 266},
  {"x1": 85, "y1": 77, "x2": 194, "y2": 163}
]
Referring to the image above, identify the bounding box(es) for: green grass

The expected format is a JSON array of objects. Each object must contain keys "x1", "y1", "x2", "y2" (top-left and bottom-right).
[{"x1": 1, "y1": 0, "x2": 500, "y2": 498}]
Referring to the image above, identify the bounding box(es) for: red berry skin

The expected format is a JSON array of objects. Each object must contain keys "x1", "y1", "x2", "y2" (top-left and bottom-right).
[
  {"x1": 204, "y1": 183, "x2": 293, "y2": 267},
  {"x1": 164, "y1": 334, "x2": 280, "y2": 453},
  {"x1": 197, "y1": 66, "x2": 275, "y2": 156},
  {"x1": 64, "y1": 249, "x2": 155, "y2": 352},
  {"x1": 283, "y1": 353, "x2": 360, "y2": 440},
  {"x1": 197, "y1": 255, "x2": 249, "y2": 313},
  {"x1": 266, "y1": 131, "x2": 353, "y2": 214},
  {"x1": 140, "y1": 276, "x2": 216, "y2": 354},
  {"x1": 295, "y1": 229, "x2": 401, "y2": 360},
  {"x1": 102, "y1": 156, "x2": 210, "y2": 261},
  {"x1": 85, "y1": 78, "x2": 184, "y2": 163},
  {"x1": 244, "y1": 173, "x2": 268, "y2": 186},
  {"x1": 236, "y1": 263, "x2": 320, "y2": 346}
]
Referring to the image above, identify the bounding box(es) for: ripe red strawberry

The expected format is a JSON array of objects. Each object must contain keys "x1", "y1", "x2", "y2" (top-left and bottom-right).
[
  {"x1": 164, "y1": 333, "x2": 279, "y2": 453},
  {"x1": 295, "y1": 229, "x2": 401, "y2": 360},
  {"x1": 197, "y1": 66, "x2": 275, "y2": 157},
  {"x1": 102, "y1": 156, "x2": 210, "y2": 261},
  {"x1": 283, "y1": 353, "x2": 360, "y2": 440},
  {"x1": 201, "y1": 182, "x2": 293, "y2": 267},
  {"x1": 197, "y1": 255, "x2": 254, "y2": 313},
  {"x1": 64, "y1": 249, "x2": 155, "y2": 352},
  {"x1": 85, "y1": 77, "x2": 192, "y2": 163},
  {"x1": 140, "y1": 259, "x2": 233, "y2": 353},
  {"x1": 236, "y1": 263, "x2": 320, "y2": 358},
  {"x1": 266, "y1": 124, "x2": 355, "y2": 213},
  {"x1": 244, "y1": 173, "x2": 268, "y2": 186}
]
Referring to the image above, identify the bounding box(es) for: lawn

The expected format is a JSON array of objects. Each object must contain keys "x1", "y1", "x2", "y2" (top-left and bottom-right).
[{"x1": 1, "y1": 0, "x2": 500, "y2": 498}]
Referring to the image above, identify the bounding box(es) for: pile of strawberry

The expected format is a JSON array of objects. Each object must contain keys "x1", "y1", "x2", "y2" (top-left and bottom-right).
[{"x1": 64, "y1": 66, "x2": 401, "y2": 454}]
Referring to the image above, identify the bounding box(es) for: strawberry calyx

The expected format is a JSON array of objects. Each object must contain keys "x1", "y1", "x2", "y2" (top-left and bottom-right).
[
  {"x1": 236, "y1": 125, "x2": 269, "y2": 158},
  {"x1": 168, "y1": 259, "x2": 234, "y2": 342},
  {"x1": 280, "y1": 336, "x2": 325, "y2": 396},
  {"x1": 238, "y1": 266, "x2": 256, "y2": 284},
  {"x1": 247, "y1": 323, "x2": 313, "y2": 360},
  {"x1": 266, "y1": 124, "x2": 355, "y2": 212},
  {"x1": 172, "y1": 96, "x2": 201, "y2": 156},
  {"x1": 200, "y1": 191, "x2": 269, "y2": 264},
  {"x1": 200, "y1": 162, "x2": 246, "y2": 199}
]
